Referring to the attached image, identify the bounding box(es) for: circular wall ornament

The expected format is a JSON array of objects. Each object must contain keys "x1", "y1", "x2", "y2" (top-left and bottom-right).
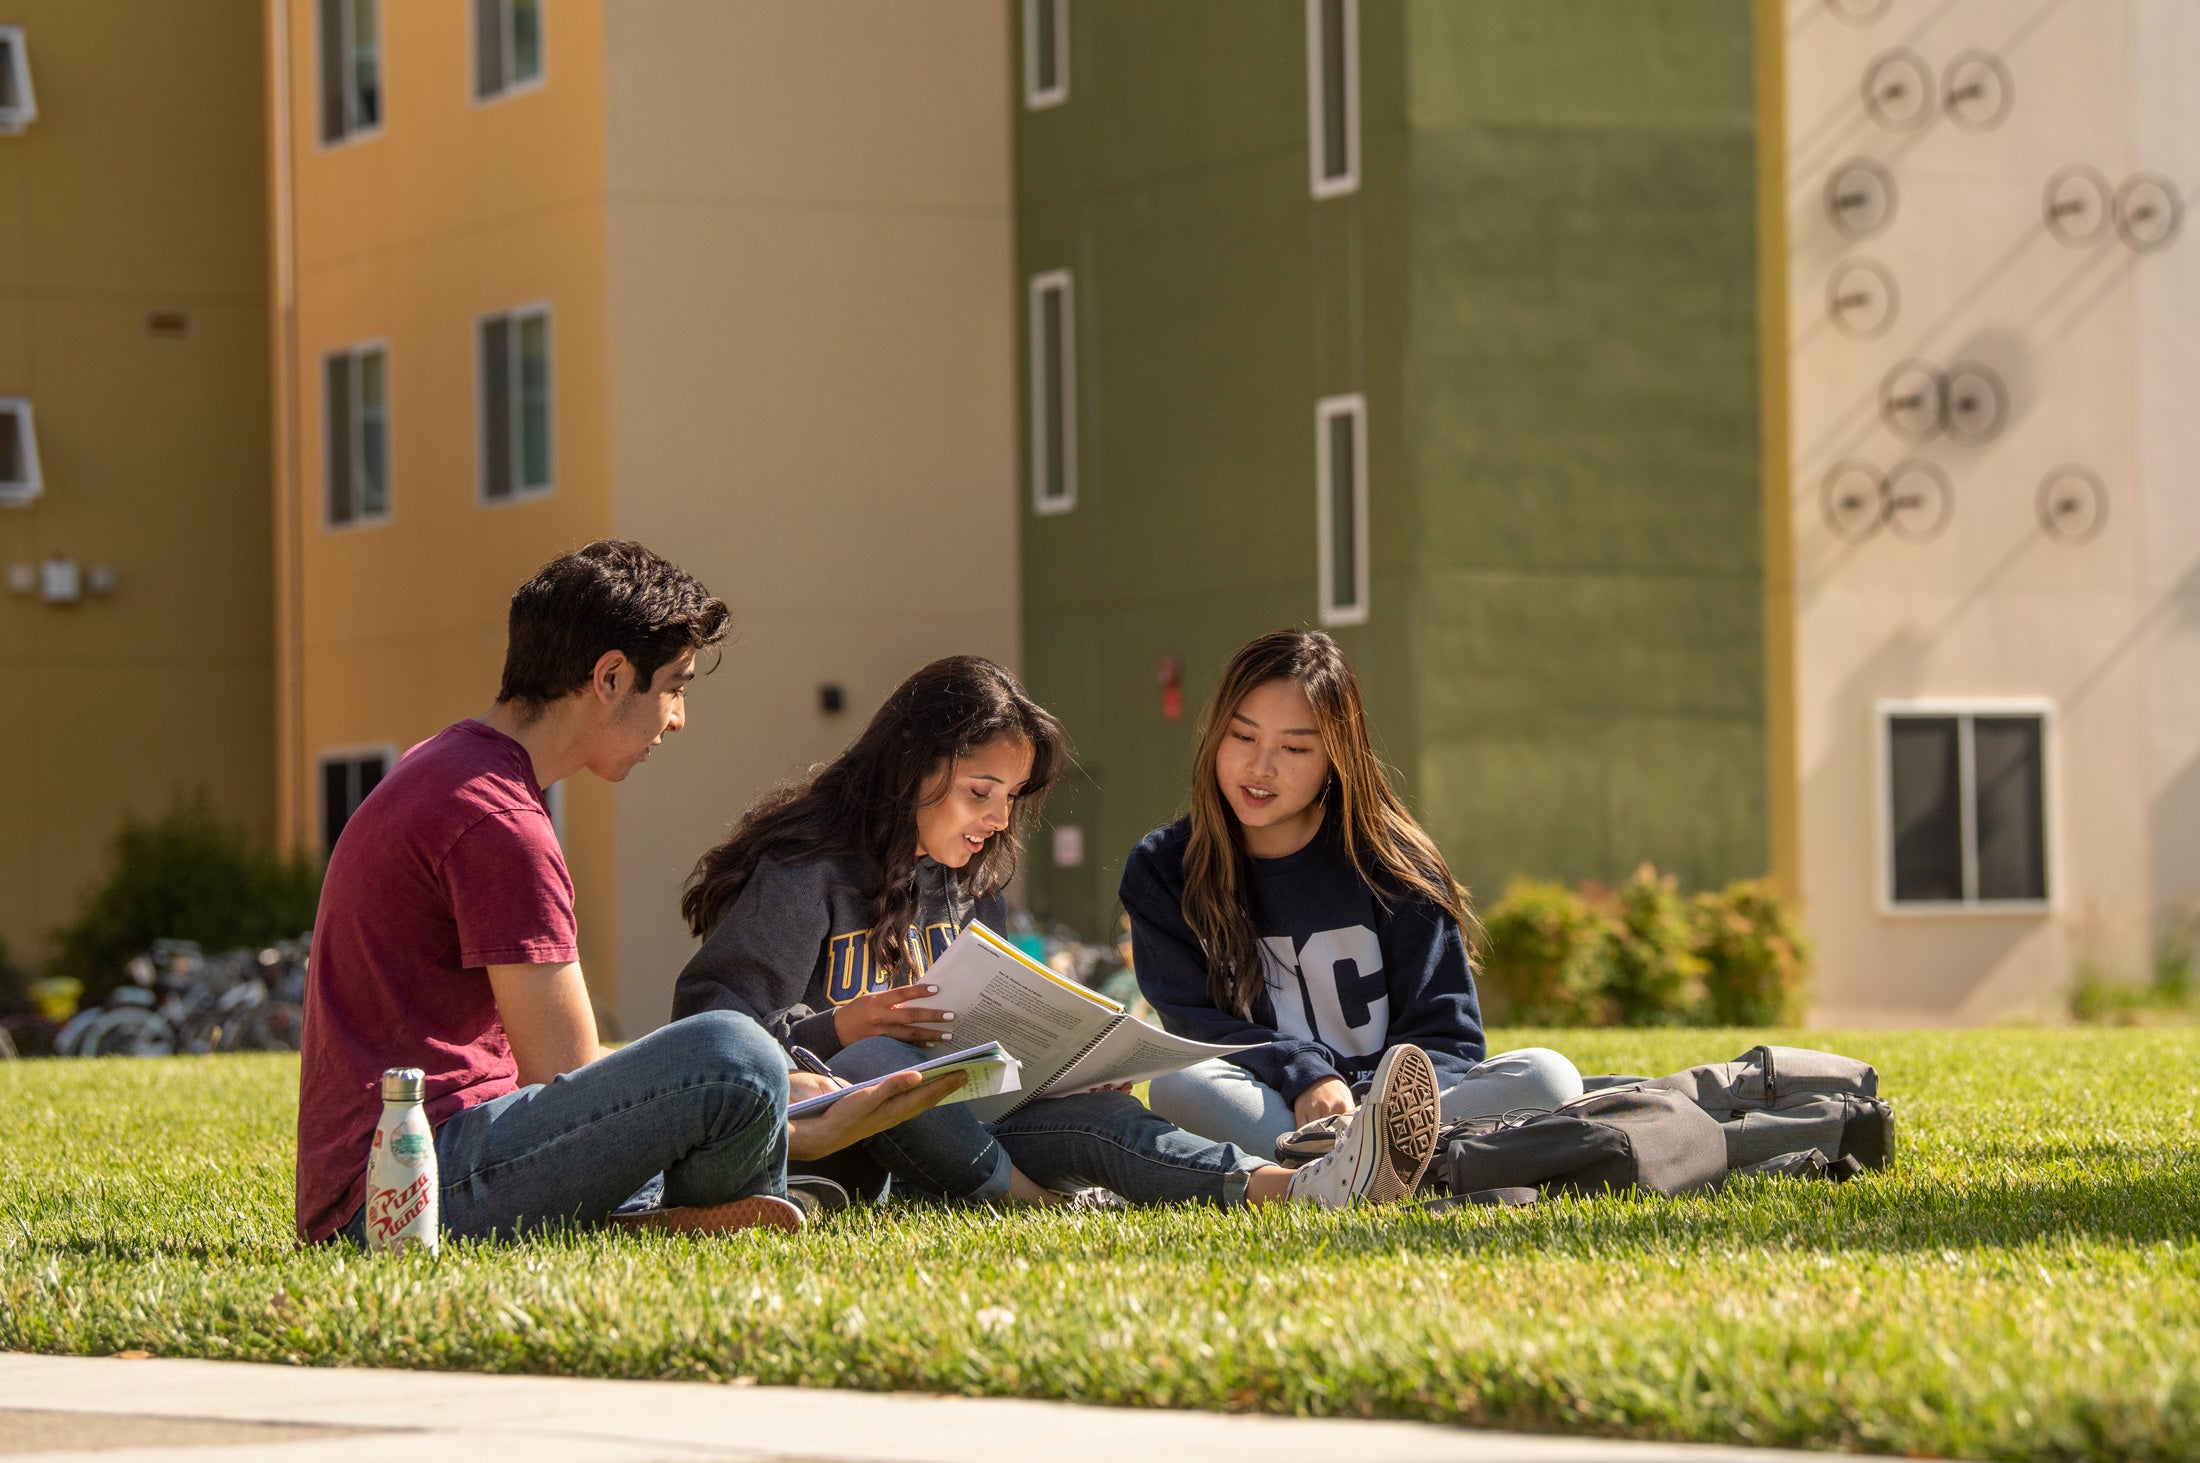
[
  {"x1": 2037, "y1": 466, "x2": 2107, "y2": 544},
  {"x1": 1823, "y1": 0, "x2": 1894, "y2": 24},
  {"x1": 1825, "y1": 258, "x2": 1900, "y2": 338},
  {"x1": 1941, "y1": 363, "x2": 2008, "y2": 445},
  {"x1": 1826, "y1": 159, "x2": 1898, "y2": 240},
  {"x1": 1884, "y1": 460, "x2": 1953, "y2": 541},
  {"x1": 2042, "y1": 165, "x2": 2113, "y2": 245},
  {"x1": 1942, "y1": 52, "x2": 2013, "y2": 130},
  {"x1": 1863, "y1": 50, "x2": 1936, "y2": 131},
  {"x1": 2114, "y1": 173, "x2": 2184, "y2": 253},
  {"x1": 1821, "y1": 460, "x2": 1886, "y2": 543},
  {"x1": 1879, "y1": 360, "x2": 1944, "y2": 442}
]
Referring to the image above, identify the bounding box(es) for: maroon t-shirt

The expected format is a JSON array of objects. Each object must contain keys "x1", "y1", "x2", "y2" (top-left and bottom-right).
[{"x1": 294, "y1": 719, "x2": 579, "y2": 1242}]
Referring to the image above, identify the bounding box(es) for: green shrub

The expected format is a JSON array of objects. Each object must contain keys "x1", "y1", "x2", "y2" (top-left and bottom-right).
[
  {"x1": 1691, "y1": 879, "x2": 1812, "y2": 1025},
  {"x1": 1477, "y1": 880, "x2": 1609, "y2": 1025},
  {"x1": 1597, "y1": 865, "x2": 1706, "y2": 1027},
  {"x1": 0, "y1": 935, "x2": 31, "y2": 1009},
  {"x1": 48, "y1": 790, "x2": 321, "y2": 1003}
]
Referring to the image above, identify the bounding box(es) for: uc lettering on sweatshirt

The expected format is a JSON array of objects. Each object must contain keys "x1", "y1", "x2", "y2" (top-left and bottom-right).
[{"x1": 1120, "y1": 816, "x2": 1486, "y2": 1103}]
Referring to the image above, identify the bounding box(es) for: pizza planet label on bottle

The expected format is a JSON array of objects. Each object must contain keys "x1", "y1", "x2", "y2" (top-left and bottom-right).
[{"x1": 365, "y1": 1067, "x2": 439, "y2": 1254}]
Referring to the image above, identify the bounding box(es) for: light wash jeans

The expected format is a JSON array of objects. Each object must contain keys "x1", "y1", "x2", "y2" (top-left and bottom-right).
[
  {"x1": 339, "y1": 1009, "x2": 789, "y2": 1244},
  {"x1": 827, "y1": 1036, "x2": 1267, "y2": 1207},
  {"x1": 1149, "y1": 1047, "x2": 1585, "y2": 1162}
]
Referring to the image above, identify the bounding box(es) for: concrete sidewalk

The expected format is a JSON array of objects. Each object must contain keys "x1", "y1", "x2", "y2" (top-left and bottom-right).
[{"x1": 0, "y1": 1352, "x2": 1838, "y2": 1461}]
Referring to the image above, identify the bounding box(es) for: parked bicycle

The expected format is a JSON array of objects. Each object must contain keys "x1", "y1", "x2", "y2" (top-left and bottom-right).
[{"x1": 52, "y1": 936, "x2": 310, "y2": 1058}]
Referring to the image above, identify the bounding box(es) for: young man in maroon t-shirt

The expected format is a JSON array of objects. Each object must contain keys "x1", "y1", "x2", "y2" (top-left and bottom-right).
[{"x1": 296, "y1": 541, "x2": 954, "y2": 1243}]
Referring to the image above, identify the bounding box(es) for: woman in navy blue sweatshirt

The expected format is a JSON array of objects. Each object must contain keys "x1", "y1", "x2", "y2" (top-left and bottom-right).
[{"x1": 1122, "y1": 630, "x2": 1582, "y2": 1160}]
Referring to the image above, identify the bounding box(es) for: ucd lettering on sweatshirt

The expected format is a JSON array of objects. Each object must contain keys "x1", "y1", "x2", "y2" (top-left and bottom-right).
[{"x1": 823, "y1": 922, "x2": 958, "y2": 1005}]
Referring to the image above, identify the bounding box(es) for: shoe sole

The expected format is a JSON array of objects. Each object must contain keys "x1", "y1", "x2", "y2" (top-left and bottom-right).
[
  {"x1": 610, "y1": 1195, "x2": 804, "y2": 1235},
  {"x1": 1362, "y1": 1044, "x2": 1441, "y2": 1204}
]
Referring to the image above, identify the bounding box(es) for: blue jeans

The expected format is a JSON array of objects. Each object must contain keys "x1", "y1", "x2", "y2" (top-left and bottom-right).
[
  {"x1": 830, "y1": 1036, "x2": 1265, "y2": 1207},
  {"x1": 1149, "y1": 1046, "x2": 1585, "y2": 1161},
  {"x1": 339, "y1": 1010, "x2": 789, "y2": 1244}
]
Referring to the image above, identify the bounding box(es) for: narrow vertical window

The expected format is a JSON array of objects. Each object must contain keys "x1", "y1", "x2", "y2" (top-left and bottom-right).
[
  {"x1": 1883, "y1": 705, "x2": 2051, "y2": 908},
  {"x1": 1024, "y1": 0, "x2": 1068, "y2": 109},
  {"x1": 0, "y1": 27, "x2": 38, "y2": 133},
  {"x1": 323, "y1": 345, "x2": 389, "y2": 528},
  {"x1": 1028, "y1": 271, "x2": 1076, "y2": 515},
  {"x1": 318, "y1": 0, "x2": 381, "y2": 144},
  {"x1": 1306, "y1": 0, "x2": 1359, "y2": 198},
  {"x1": 320, "y1": 750, "x2": 391, "y2": 856},
  {"x1": 1316, "y1": 394, "x2": 1368, "y2": 625},
  {"x1": 480, "y1": 304, "x2": 553, "y2": 503},
  {"x1": 474, "y1": 0, "x2": 544, "y2": 102},
  {"x1": 0, "y1": 399, "x2": 42, "y2": 503}
]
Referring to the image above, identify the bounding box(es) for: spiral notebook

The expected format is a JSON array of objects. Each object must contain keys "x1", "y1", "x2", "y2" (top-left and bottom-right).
[{"x1": 785, "y1": 1040, "x2": 1023, "y2": 1118}]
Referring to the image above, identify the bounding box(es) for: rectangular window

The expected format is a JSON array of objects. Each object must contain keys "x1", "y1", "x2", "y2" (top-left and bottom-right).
[
  {"x1": 0, "y1": 27, "x2": 38, "y2": 133},
  {"x1": 319, "y1": 748, "x2": 391, "y2": 856},
  {"x1": 318, "y1": 0, "x2": 381, "y2": 145},
  {"x1": 1316, "y1": 394, "x2": 1368, "y2": 626},
  {"x1": 473, "y1": 0, "x2": 544, "y2": 102},
  {"x1": 323, "y1": 344, "x2": 390, "y2": 528},
  {"x1": 1028, "y1": 271, "x2": 1076, "y2": 516},
  {"x1": 479, "y1": 304, "x2": 553, "y2": 503},
  {"x1": 1023, "y1": 0, "x2": 1068, "y2": 109},
  {"x1": 1882, "y1": 703, "x2": 2050, "y2": 909},
  {"x1": 1305, "y1": 0, "x2": 1359, "y2": 198},
  {"x1": 0, "y1": 399, "x2": 43, "y2": 504}
]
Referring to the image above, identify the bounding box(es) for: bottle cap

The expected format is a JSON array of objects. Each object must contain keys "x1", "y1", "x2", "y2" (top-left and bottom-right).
[{"x1": 380, "y1": 1067, "x2": 425, "y2": 1103}]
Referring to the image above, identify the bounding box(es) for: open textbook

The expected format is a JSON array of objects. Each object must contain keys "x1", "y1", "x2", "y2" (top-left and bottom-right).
[
  {"x1": 916, "y1": 922, "x2": 1259, "y2": 1122},
  {"x1": 786, "y1": 1040, "x2": 1022, "y2": 1118}
]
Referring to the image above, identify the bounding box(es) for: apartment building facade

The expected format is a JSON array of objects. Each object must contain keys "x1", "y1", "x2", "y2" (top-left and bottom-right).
[
  {"x1": 0, "y1": 1, "x2": 277, "y2": 968},
  {"x1": 271, "y1": 0, "x2": 1019, "y2": 1036},
  {"x1": 1012, "y1": 0, "x2": 2200, "y2": 1023}
]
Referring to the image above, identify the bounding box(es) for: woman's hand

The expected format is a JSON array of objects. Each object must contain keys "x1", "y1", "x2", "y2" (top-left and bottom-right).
[
  {"x1": 1293, "y1": 1076, "x2": 1355, "y2": 1126},
  {"x1": 787, "y1": 1069, "x2": 966, "y2": 1160},
  {"x1": 832, "y1": 982, "x2": 956, "y2": 1046}
]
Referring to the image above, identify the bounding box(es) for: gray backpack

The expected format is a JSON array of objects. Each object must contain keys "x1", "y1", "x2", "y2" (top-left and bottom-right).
[{"x1": 1648, "y1": 1044, "x2": 1894, "y2": 1171}]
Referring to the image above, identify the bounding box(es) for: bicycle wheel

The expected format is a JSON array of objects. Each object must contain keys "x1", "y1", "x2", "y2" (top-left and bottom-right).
[
  {"x1": 85, "y1": 1007, "x2": 178, "y2": 1057},
  {"x1": 238, "y1": 1001, "x2": 305, "y2": 1052}
]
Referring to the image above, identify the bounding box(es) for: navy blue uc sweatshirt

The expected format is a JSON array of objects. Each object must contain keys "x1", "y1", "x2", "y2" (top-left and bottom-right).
[{"x1": 1119, "y1": 815, "x2": 1486, "y2": 1104}]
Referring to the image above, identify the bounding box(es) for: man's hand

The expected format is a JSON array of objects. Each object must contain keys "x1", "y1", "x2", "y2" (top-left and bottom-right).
[
  {"x1": 1292, "y1": 1075, "x2": 1355, "y2": 1127},
  {"x1": 787, "y1": 1069, "x2": 966, "y2": 1161},
  {"x1": 832, "y1": 983, "x2": 956, "y2": 1046}
]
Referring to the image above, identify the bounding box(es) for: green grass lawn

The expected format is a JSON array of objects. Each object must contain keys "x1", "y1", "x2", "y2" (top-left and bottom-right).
[{"x1": 3, "y1": 1029, "x2": 2197, "y2": 1459}]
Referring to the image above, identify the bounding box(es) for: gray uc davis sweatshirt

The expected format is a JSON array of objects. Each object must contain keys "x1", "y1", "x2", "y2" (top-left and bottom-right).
[{"x1": 669, "y1": 854, "x2": 1005, "y2": 1058}]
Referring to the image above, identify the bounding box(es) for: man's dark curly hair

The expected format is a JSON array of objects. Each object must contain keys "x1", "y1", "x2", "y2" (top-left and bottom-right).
[{"x1": 495, "y1": 540, "x2": 731, "y2": 715}]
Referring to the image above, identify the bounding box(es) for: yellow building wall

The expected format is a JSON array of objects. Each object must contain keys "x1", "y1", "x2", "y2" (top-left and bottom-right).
[
  {"x1": 273, "y1": 0, "x2": 619, "y2": 1007},
  {"x1": 0, "y1": 0, "x2": 275, "y2": 968},
  {"x1": 599, "y1": 1, "x2": 1021, "y2": 1037}
]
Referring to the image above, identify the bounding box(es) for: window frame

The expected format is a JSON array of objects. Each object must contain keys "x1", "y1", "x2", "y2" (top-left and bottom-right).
[
  {"x1": 321, "y1": 339, "x2": 392, "y2": 532},
  {"x1": 0, "y1": 399, "x2": 44, "y2": 505},
  {"x1": 475, "y1": 300, "x2": 556, "y2": 507},
  {"x1": 316, "y1": 743, "x2": 397, "y2": 856},
  {"x1": 1027, "y1": 270, "x2": 1077, "y2": 517},
  {"x1": 470, "y1": 0, "x2": 546, "y2": 105},
  {"x1": 1315, "y1": 393, "x2": 1369, "y2": 627},
  {"x1": 0, "y1": 27, "x2": 38, "y2": 134},
  {"x1": 1022, "y1": 0, "x2": 1068, "y2": 110},
  {"x1": 1874, "y1": 697, "x2": 2056, "y2": 916},
  {"x1": 1305, "y1": 0, "x2": 1360, "y2": 200},
  {"x1": 315, "y1": 0, "x2": 384, "y2": 148}
]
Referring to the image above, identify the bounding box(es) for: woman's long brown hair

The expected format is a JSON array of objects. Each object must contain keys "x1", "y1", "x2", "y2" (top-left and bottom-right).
[
  {"x1": 682, "y1": 656, "x2": 1064, "y2": 983},
  {"x1": 1182, "y1": 629, "x2": 1472, "y2": 1018}
]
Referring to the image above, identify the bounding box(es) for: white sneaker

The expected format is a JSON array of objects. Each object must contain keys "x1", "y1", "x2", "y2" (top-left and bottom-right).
[{"x1": 1285, "y1": 1044, "x2": 1441, "y2": 1209}]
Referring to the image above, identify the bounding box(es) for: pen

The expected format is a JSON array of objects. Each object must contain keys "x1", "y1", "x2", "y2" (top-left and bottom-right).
[{"x1": 789, "y1": 1045, "x2": 835, "y2": 1079}]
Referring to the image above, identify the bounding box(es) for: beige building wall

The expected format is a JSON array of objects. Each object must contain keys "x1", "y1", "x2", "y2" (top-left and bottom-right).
[
  {"x1": 599, "y1": 1, "x2": 1020, "y2": 1037},
  {"x1": 1783, "y1": 0, "x2": 2183, "y2": 1022},
  {"x1": 0, "y1": 0, "x2": 274, "y2": 966},
  {"x1": 273, "y1": 0, "x2": 620, "y2": 1003}
]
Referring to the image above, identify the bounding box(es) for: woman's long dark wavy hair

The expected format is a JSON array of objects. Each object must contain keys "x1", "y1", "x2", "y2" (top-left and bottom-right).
[
  {"x1": 682, "y1": 656, "x2": 1065, "y2": 983},
  {"x1": 1183, "y1": 629, "x2": 1473, "y2": 1019}
]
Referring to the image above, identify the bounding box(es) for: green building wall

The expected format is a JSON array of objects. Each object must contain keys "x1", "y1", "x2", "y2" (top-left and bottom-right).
[{"x1": 1013, "y1": 0, "x2": 1767, "y2": 937}]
